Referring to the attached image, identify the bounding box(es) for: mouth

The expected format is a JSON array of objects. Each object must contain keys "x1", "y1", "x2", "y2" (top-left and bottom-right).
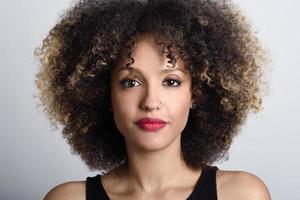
[{"x1": 135, "y1": 117, "x2": 167, "y2": 132}]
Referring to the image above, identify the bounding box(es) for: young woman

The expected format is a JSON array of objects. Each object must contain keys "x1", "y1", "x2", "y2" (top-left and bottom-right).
[{"x1": 35, "y1": 0, "x2": 271, "y2": 199}]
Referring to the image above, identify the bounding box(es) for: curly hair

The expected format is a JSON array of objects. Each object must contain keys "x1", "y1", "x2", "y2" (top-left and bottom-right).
[{"x1": 34, "y1": 0, "x2": 269, "y2": 173}]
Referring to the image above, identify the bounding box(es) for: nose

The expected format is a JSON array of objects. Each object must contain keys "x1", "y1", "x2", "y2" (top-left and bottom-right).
[{"x1": 140, "y1": 84, "x2": 161, "y2": 111}]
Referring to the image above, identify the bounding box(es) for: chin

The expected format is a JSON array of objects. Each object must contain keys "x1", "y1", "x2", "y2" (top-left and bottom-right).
[{"x1": 126, "y1": 132, "x2": 180, "y2": 152}]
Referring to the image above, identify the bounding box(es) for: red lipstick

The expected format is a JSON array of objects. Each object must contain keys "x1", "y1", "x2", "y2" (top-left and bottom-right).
[{"x1": 135, "y1": 117, "x2": 167, "y2": 132}]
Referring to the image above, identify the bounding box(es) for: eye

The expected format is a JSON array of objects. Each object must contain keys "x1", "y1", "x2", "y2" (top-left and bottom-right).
[
  {"x1": 163, "y1": 79, "x2": 182, "y2": 87},
  {"x1": 119, "y1": 78, "x2": 141, "y2": 88}
]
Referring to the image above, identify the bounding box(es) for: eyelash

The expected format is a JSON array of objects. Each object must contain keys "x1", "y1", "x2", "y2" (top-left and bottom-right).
[{"x1": 119, "y1": 78, "x2": 182, "y2": 88}]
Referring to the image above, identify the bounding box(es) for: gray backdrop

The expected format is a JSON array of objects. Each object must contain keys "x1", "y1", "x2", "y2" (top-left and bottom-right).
[{"x1": 1, "y1": 0, "x2": 299, "y2": 199}]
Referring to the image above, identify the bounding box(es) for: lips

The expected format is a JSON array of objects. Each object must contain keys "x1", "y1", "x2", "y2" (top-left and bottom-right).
[{"x1": 135, "y1": 117, "x2": 167, "y2": 132}]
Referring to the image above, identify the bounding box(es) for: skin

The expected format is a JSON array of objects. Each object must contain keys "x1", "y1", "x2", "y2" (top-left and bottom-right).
[
  {"x1": 44, "y1": 35, "x2": 272, "y2": 200},
  {"x1": 107, "y1": 34, "x2": 199, "y2": 198}
]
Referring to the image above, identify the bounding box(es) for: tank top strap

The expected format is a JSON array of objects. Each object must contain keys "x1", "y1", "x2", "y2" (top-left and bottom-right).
[
  {"x1": 187, "y1": 165, "x2": 219, "y2": 200},
  {"x1": 86, "y1": 174, "x2": 110, "y2": 200}
]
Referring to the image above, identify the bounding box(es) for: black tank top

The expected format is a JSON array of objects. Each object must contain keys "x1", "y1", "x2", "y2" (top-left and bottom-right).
[{"x1": 86, "y1": 165, "x2": 218, "y2": 200}]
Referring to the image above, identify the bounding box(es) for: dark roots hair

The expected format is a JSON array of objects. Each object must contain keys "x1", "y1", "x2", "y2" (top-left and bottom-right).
[{"x1": 34, "y1": 0, "x2": 269, "y2": 173}]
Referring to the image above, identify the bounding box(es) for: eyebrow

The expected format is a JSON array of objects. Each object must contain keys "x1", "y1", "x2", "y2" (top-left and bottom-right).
[{"x1": 117, "y1": 66, "x2": 187, "y2": 74}]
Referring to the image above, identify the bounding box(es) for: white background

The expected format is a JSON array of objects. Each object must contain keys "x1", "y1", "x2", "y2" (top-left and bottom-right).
[{"x1": 0, "y1": 0, "x2": 299, "y2": 199}]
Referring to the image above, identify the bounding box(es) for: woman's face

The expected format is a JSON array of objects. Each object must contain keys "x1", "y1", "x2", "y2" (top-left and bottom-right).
[{"x1": 110, "y1": 36, "x2": 194, "y2": 152}]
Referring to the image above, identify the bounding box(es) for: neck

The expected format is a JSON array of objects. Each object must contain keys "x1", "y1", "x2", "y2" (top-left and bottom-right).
[{"x1": 120, "y1": 134, "x2": 201, "y2": 193}]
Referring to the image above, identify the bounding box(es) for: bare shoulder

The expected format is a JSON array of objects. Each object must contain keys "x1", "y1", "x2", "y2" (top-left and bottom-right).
[
  {"x1": 216, "y1": 169, "x2": 272, "y2": 200},
  {"x1": 44, "y1": 181, "x2": 85, "y2": 200}
]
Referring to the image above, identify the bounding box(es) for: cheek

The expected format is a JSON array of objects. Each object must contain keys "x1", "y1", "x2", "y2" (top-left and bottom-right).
[
  {"x1": 112, "y1": 89, "x2": 136, "y2": 114},
  {"x1": 111, "y1": 89, "x2": 137, "y2": 132},
  {"x1": 167, "y1": 93, "x2": 190, "y2": 116},
  {"x1": 111, "y1": 99, "x2": 130, "y2": 136},
  {"x1": 172, "y1": 97, "x2": 191, "y2": 118},
  {"x1": 175, "y1": 101, "x2": 191, "y2": 132},
  {"x1": 167, "y1": 85, "x2": 192, "y2": 111},
  {"x1": 167, "y1": 89, "x2": 192, "y2": 129}
]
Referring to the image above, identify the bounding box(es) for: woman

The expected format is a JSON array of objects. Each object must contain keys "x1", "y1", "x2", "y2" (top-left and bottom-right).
[{"x1": 35, "y1": 0, "x2": 271, "y2": 199}]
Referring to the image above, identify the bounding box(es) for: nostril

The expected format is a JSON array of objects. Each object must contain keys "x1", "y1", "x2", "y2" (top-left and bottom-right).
[{"x1": 141, "y1": 101, "x2": 162, "y2": 111}]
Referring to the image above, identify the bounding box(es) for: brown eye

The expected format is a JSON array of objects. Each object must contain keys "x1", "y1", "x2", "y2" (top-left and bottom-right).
[
  {"x1": 120, "y1": 78, "x2": 140, "y2": 88},
  {"x1": 163, "y1": 79, "x2": 182, "y2": 87}
]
